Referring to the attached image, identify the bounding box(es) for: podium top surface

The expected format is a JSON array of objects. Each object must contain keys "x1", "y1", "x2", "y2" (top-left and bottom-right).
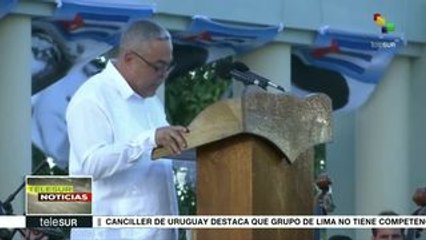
[{"x1": 153, "y1": 89, "x2": 332, "y2": 163}]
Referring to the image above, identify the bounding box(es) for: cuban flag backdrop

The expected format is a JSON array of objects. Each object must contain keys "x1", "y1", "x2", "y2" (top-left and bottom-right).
[
  {"x1": 292, "y1": 27, "x2": 404, "y2": 111},
  {"x1": 173, "y1": 15, "x2": 283, "y2": 63}
]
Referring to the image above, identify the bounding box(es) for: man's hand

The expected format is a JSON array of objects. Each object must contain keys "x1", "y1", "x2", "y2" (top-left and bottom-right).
[{"x1": 155, "y1": 126, "x2": 189, "y2": 155}]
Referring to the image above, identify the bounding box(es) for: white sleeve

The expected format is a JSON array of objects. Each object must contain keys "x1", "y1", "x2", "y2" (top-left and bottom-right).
[{"x1": 66, "y1": 98, "x2": 156, "y2": 181}]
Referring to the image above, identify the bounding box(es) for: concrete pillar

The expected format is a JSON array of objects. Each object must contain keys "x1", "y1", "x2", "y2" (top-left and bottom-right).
[
  {"x1": 408, "y1": 48, "x2": 426, "y2": 240},
  {"x1": 233, "y1": 42, "x2": 291, "y2": 96},
  {"x1": 409, "y1": 47, "x2": 426, "y2": 199},
  {"x1": 0, "y1": 14, "x2": 32, "y2": 214},
  {"x1": 327, "y1": 111, "x2": 356, "y2": 239},
  {"x1": 355, "y1": 57, "x2": 410, "y2": 239}
]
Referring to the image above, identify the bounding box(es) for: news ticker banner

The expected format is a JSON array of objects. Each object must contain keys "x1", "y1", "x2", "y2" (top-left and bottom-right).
[
  {"x1": 1, "y1": 216, "x2": 426, "y2": 229},
  {"x1": 14, "y1": 177, "x2": 426, "y2": 230}
]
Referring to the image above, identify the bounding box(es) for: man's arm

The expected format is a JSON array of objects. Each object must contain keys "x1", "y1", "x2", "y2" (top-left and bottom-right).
[
  {"x1": 66, "y1": 98, "x2": 156, "y2": 181},
  {"x1": 67, "y1": 98, "x2": 188, "y2": 181}
]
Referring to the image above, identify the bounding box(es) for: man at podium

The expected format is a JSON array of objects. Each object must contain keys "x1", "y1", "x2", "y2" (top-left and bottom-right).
[{"x1": 66, "y1": 20, "x2": 188, "y2": 240}]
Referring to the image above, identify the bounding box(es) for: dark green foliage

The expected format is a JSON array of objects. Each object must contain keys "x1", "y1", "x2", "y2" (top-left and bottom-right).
[{"x1": 165, "y1": 58, "x2": 232, "y2": 126}]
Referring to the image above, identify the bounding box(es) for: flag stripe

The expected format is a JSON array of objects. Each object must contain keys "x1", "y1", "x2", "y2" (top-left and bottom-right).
[
  {"x1": 337, "y1": 50, "x2": 373, "y2": 61},
  {"x1": 70, "y1": 22, "x2": 121, "y2": 31},
  {"x1": 314, "y1": 57, "x2": 365, "y2": 74},
  {"x1": 318, "y1": 52, "x2": 372, "y2": 70},
  {"x1": 78, "y1": 13, "x2": 131, "y2": 22},
  {"x1": 55, "y1": 2, "x2": 154, "y2": 20},
  {"x1": 335, "y1": 39, "x2": 377, "y2": 51}
]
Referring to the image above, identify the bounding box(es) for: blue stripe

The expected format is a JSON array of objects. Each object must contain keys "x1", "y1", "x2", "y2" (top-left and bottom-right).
[
  {"x1": 190, "y1": 17, "x2": 280, "y2": 40},
  {"x1": 336, "y1": 39, "x2": 377, "y2": 51},
  {"x1": 79, "y1": 12, "x2": 130, "y2": 22},
  {"x1": 55, "y1": 2, "x2": 154, "y2": 20}
]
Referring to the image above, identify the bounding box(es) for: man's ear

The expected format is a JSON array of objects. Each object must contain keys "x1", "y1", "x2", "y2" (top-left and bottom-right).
[{"x1": 123, "y1": 51, "x2": 133, "y2": 64}]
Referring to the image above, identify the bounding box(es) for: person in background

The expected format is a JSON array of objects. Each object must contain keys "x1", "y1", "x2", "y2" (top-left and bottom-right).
[
  {"x1": 372, "y1": 211, "x2": 405, "y2": 240},
  {"x1": 372, "y1": 229, "x2": 405, "y2": 240}
]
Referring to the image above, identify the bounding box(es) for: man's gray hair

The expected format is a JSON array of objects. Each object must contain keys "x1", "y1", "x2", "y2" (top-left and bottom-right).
[{"x1": 120, "y1": 20, "x2": 171, "y2": 52}]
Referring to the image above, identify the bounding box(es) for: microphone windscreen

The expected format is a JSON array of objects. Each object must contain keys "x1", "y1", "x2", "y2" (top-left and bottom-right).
[
  {"x1": 215, "y1": 62, "x2": 234, "y2": 79},
  {"x1": 233, "y1": 61, "x2": 250, "y2": 72}
]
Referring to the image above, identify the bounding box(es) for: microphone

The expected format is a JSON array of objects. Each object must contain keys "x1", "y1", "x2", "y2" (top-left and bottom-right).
[
  {"x1": 216, "y1": 61, "x2": 286, "y2": 93},
  {"x1": 233, "y1": 61, "x2": 286, "y2": 93}
]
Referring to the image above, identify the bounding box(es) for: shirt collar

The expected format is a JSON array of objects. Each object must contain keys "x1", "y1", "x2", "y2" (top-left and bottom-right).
[{"x1": 105, "y1": 60, "x2": 137, "y2": 100}]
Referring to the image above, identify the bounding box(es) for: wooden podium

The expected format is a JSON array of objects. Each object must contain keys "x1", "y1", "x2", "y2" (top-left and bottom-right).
[{"x1": 153, "y1": 89, "x2": 332, "y2": 240}]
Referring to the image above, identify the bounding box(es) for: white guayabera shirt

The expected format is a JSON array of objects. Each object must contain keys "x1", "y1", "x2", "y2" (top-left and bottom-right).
[{"x1": 66, "y1": 61, "x2": 178, "y2": 240}]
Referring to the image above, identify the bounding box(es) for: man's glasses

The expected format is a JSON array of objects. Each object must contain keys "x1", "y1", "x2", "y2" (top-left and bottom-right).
[{"x1": 130, "y1": 50, "x2": 175, "y2": 74}]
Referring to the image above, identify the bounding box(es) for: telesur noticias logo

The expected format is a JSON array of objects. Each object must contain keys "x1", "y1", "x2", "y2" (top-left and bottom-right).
[{"x1": 27, "y1": 184, "x2": 91, "y2": 202}]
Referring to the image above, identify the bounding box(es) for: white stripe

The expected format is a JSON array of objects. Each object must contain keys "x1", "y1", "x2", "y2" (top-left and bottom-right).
[
  {"x1": 69, "y1": 26, "x2": 118, "y2": 36},
  {"x1": 316, "y1": 52, "x2": 371, "y2": 71},
  {"x1": 0, "y1": 216, "x2": 26, "y2": 228}
]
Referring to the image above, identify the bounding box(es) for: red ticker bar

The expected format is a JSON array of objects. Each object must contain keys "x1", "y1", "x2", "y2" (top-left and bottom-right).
[{"x1": 37, "y1": 192, "x2": 92, "y2": 202}]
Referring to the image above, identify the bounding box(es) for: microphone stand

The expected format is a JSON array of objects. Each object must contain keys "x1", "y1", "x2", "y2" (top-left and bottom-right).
[
  {"x1": 313, "y1": 174, "x2": 334, "y2": 240},
  {"x1": 0, "y1": 160, "x2": 49, "y2": 240}
]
